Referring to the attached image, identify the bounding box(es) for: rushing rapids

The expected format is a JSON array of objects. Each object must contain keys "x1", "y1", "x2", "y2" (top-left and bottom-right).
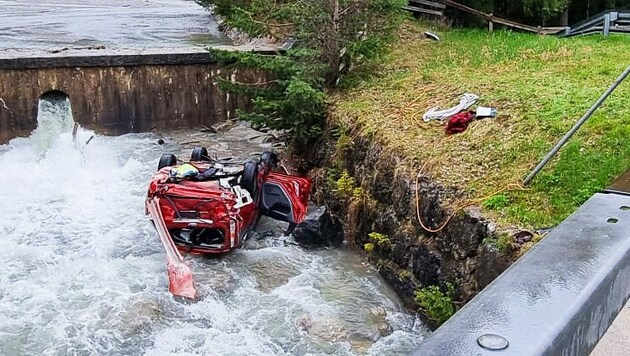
[{"x1": 0, "y1": 95, "x2": 428, "y2": 355}]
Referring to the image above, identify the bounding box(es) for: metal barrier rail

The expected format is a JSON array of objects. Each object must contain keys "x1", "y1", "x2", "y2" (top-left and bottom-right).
[
  {"x1": 564, "y1": 10, "x2": 630, "y2": 37},
  {"x1": 414, "y1": 191, "x2": 630, "y2": 355}
]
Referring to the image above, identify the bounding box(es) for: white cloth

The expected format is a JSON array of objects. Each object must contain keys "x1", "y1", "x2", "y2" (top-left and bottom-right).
[{"x1": 422, "y1": 93, "x2": 479, "y2": 122}]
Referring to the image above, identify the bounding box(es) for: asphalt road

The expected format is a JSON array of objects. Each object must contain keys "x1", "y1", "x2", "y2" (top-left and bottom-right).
[{"x1": 591, "y1": 300, "x2": 630, "y2": 355}]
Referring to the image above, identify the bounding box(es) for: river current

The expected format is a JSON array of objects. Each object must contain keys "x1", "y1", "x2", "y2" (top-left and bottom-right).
[
  {"x1": 0, "y1": 0, "x2": 230, "y2": 50},
  {"x1": 0, "y1": 95, "x2": 428, "y2": 355}
]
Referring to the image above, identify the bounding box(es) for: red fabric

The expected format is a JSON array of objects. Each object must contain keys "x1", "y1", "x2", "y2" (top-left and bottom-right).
[{"x1": 445, "y1": 111, "x2": 476, "y2": 135}]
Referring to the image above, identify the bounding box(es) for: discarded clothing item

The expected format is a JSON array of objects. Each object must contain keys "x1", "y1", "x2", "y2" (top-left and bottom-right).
[
  {"x1": 170, "y1": 163, "x2": 199, "y2": 179},
  {"x1": 191, "y1": 167, "x2": 218, "y2": 181},
  {"x1": 514, "y1": 230, "x2": 534, "y2": 245},
  {"x1": 423, "y1": 93, "x2": 479, "y2": 122},
  {"x1": 476, "y1": 106, "x2": 497, "y2": 118},
  {"x1": 446, "y1": 111, "x2": 476, "y2": 135},
  {"x1": 424, "y1": 31, "x2": 440, "y2": 41}
]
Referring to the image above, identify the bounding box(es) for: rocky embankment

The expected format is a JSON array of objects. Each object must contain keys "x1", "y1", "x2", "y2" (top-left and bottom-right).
[
  {"x1": 164, "y1": 120, "x2": 515, "y2": 329},
  {"x1": 306, "y1": 129, "x2": 516, "y2": 328}
]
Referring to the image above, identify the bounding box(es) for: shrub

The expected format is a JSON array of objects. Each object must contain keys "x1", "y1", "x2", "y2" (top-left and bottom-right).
[
  {"x1": 368, "y1": 231, "x2": 391, "y2": 247},
  {"x1": 483, "y1": 233, "x2": 515, "y2": 253},
  {"x1": 414, "y1": 283, "x2": 456, "y2": 325},
  {"x1": 334, "y1": 170, "x2": 356, "y2": 199},
  {"x1": 209, "y1": 48, "x2": 327, "y2": 145}
]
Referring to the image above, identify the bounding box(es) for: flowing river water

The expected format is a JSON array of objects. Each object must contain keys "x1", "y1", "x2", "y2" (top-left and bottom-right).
[
  {"x1": 0, "y1": 0, "x2": 230, "y2": 50},
  {"x1": 0, "y1": 95, "x2": 428, "y2": 355}
]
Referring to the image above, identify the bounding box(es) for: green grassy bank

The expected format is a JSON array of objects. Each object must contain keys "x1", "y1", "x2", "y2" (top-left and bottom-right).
[{"x1": 333, "y1": 21, "x2": 630, "y2": 229}]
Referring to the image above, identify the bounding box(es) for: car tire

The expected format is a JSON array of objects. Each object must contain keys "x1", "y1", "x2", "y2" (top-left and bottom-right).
[
  {"x1": 190, "y1": 147, "x2": 209, "y2": 161},
  {"x1": 158, "y1": 153, "x2": 177, "y2": 171},
  {"x1": 241, "y1": 160, "x2": 259, "y2": 198},
  {"x1": 261, "y1": 151, "x2": 278, "y2": 169}
]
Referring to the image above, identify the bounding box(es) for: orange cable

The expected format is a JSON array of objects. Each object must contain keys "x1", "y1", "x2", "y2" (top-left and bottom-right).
[{"x1": 415, "y1": 167, "x2": 527, "y2": 233}]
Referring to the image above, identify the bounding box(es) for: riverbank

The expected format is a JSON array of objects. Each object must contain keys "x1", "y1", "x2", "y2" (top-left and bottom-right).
[
  {"x1": 309, "y1": 20, "x2": 630, "y2": 326},
  {"x1": 333, "y1": 21, "x2": 630, "y2": 230}
]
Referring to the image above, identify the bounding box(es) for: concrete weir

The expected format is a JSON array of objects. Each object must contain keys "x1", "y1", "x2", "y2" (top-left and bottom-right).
[
  {"x1": 0, "y1": 47, "x2": 273, "y2": 143},
  {"x1": 415, "y1": 186, "x2": 630, "y2": 355}
]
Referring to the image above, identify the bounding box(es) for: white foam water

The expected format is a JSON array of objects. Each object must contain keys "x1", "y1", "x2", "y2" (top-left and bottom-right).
[
  {"x1": 30, "y1": 92, "x2": 76, "y2": 153},
  {"x1": 0, "y1": 99, "x2": 428, "y2": 355}
]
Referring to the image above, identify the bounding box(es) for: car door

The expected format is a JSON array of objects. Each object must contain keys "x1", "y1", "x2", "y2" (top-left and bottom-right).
[{"x1": 259, "y1": 172, "x2": 310, "y2": 226}]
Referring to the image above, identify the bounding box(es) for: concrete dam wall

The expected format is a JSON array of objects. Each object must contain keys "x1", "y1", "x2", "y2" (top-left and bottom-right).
[{"x1": 0, "y1": 47, "x2": 269, "y2": 143}]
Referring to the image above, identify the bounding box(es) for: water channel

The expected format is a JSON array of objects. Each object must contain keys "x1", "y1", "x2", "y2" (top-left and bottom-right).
[{"x1": 0, "y1": 94, "x2": 428, "y2": 355}]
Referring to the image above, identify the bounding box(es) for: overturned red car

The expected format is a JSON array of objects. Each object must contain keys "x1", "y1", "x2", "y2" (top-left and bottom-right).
[{"x1": 146, "y1": 148, "x2": 310, "y2": 299}]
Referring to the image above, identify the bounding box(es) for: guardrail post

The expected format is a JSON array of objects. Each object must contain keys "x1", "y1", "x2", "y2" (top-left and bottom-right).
[
  {"x1": 603, "y1": 13, "x2": 611, "y2": 37},
  {"x1": 610, "y1": 11, "x2": 619, "y2": 22},
  {"x1": 564, "y1": 26, "x2": 571, "y2": 36}
]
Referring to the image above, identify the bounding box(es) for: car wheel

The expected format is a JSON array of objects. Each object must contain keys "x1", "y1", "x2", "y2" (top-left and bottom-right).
[
  {"x1": 158, "y1": 153, "x2": 177, "y2": 171},
  {"x1": 261, "y1": 151, "x2": 278, "y2": 169},
  {"x1": 190, "y1": 147, "x2": 209, "y2": 161},
  {"x1": 241, "y1": 160, "x2": 259, "y2": 198}
]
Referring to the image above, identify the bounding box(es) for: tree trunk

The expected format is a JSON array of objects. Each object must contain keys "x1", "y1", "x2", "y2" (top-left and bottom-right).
[
  {"x1": 561, "y1": 7, "x2": 569, "y2": 26},
  {"x1": 327, "y1": 0, "x2": 342, "y2": 85},
  {"x1": 331, "y1": 0, "x2": 339, "y2": 30}
]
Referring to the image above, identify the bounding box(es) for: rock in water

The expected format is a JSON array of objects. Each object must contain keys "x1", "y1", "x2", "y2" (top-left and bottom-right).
[{"x1": 293, "y1": 206, "x2": 344, "y2": 247}]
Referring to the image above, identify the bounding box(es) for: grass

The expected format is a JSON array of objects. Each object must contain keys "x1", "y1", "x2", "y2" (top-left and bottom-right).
[
  {"x1": 333, "y1": 20, "x2": 630, "y2": 229},
  {"x1": 483, "y1": 233, "x2": 516, "y2": 253}
]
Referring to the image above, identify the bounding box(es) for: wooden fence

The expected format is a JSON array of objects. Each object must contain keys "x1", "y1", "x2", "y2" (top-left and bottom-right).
[
  {"x1": 403, "y1": 0, "x2": 445, "y2": 17},
  {"x1": 404, "y1": 0, "x2": 564, "y2": 34}
]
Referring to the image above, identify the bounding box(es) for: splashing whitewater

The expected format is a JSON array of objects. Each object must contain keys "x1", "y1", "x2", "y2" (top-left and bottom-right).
[{"x1": 0, "y1": 95, "x2": 428, "y2": 355}]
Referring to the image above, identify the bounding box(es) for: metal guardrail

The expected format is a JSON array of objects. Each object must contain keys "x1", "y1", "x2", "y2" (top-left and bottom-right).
[
  {"x1": 413, "y1": 188, "x2": 630, "y2": 355},
  {"x1": 564, "y1": 10, "x2": 630, "y2": 37},
  {"x1": 523, "y1": 65, "x2": 630, "y2": 185}
]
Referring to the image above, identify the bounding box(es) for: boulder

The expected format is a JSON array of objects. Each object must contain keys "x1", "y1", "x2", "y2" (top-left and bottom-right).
[{"x1": 293, "y1": 205, "x2": 344, "y2": 247}]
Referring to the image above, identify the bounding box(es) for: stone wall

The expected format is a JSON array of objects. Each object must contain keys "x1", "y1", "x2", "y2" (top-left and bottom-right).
[{"x1": 312, "y1": 131, "x2": 514, "y2": 328}]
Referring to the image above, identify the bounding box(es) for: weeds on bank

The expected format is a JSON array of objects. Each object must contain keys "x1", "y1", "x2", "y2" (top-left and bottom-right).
[
  {"x1": 333, "y1": 170, "x2": 365, "y2": 201},
  {"x1": 483, "y1": 233, "x2": 516, "y2": 253},
  {"x1": 368, "y1": 231, "x2": 391, "y2": 248},
  {"x1": 334, "y1": 21, "x2": 630, "y2": 229},
  {"x1": 414, "y1": 283, "x2": 457, "y2": 325}
]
